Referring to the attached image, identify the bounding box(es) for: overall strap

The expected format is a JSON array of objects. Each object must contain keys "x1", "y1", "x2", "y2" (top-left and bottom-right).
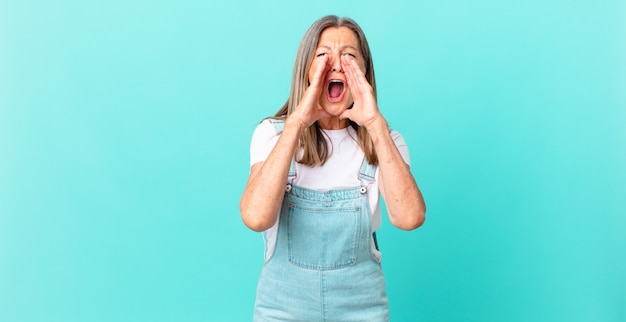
[
  {"x1": 268, "y1": 119, "x2": 297, "y2": 187},
  {"x1": 358, "y1": 155, "x2": 380, "y2": 248},
  {"x1": 358, "y1": 156, "x2": 377, "y2": 194}
]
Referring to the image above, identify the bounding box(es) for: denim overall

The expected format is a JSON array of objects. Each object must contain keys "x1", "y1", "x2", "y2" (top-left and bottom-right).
[{"x1": 253, "y1": 120, "x2": 389, "y2": 321}]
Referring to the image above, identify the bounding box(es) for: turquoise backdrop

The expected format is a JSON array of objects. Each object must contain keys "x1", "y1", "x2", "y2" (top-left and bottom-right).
[{"x1": 1, "y1": 0, "x2": 624, "y2": 321}]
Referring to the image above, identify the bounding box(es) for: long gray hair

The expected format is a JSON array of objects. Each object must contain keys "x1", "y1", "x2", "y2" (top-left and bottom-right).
[{"x1": 273, "y1": 15, "x2": 378, "y2": 166}]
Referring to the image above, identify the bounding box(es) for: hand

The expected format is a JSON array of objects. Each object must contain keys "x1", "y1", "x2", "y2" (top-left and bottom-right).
[
  {"x1": 339, "y1": 56, "x2": 383, "y2": 130},
  {"x1": 288, "y1": 54, "x2": 332, "y2": 129}
]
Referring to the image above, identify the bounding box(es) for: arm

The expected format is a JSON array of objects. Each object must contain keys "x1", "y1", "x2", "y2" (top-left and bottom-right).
[
  {"x1": 240, "y1": 119, "x2": 303, "y2": 232},
  {"x1": 369, "y1": 120, "x2": 426, "y2": 230},
  {"x1": 340, "y1": 56, "x2": 426, "y2": 230},
  {"x1": 240, "y1": 54, "x2": 331, "y2": 232}
]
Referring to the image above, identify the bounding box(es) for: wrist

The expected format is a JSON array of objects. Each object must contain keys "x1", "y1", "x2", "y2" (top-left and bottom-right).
[
  {"x1": 364, "y1": 114, "x2": 389, "y2": 138},
  {"x1": 285, "y1": 114, "x2": 307, "y2": 133}
]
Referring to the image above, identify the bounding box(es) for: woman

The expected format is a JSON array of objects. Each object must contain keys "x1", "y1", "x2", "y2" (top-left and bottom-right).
[{"x1": 240, "y1": 15, "x2": 426, "y2": 321}]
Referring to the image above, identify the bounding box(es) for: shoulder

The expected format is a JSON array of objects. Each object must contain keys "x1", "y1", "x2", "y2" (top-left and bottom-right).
[
  {"x1": 389, "y1": 128, "x2": 407, "y2": 146},
  {"x1": 252, "y1": 118, "x2": 283, "y2": 139},
  {"x1": 250, "y1": 118, "x2": 284, "y2": 166},
  {"x1": 389, "y1": 128, "x2": 402, "y2": 138},
  {"x1": 388, "y1": 128, "x2": 411, "y2": 165}
]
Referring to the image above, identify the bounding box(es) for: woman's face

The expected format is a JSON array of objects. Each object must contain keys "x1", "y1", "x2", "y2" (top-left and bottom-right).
[{"x1": 308, "y1": 26, "x2": 367, "y2": 117}]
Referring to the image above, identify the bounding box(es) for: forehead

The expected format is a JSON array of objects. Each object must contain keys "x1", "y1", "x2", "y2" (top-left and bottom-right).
[{"x1": 317, "y1": 26, "x2": 360, "y2": 49}]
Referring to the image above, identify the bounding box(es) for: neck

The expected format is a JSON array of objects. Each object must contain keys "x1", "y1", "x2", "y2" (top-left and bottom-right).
[{"x1": 317, "y1": 117, "x2": 349, "y2": 130}]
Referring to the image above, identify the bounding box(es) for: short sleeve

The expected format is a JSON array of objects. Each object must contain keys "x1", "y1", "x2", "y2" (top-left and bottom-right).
[
  {"x1": 250, "y1": 119, "x2": 280, "y2": 167},
  {"x1": 390, "y1": 129, "x2": 411, "y2": 166}
]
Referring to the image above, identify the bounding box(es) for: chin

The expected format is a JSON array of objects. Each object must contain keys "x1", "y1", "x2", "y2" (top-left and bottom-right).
[
  {"x1": 320, "y1": 100, "x2": 353, "y2": 116},
  {"x1": 323, "y1": 106, "x2": 347, "y2": 116}
]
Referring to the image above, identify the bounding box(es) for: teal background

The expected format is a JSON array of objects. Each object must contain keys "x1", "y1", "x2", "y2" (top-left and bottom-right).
[{"x1": 1, "y1": 0, "x2": 624, "y2": 321}]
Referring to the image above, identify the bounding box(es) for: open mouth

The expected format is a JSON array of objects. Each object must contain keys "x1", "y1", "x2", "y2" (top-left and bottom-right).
[{"x1": 327, "y1": 79, "x2": 345, "y2": 102}]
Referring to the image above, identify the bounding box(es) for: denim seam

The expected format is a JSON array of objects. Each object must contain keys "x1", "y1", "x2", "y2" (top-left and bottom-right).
[{"x1": 320, "y1": 271, "x2": 326, "y2": 322}]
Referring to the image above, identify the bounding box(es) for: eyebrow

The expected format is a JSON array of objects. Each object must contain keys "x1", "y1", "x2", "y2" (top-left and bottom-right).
[{"x1": 317, "y1": 45, "x2": 358, "y2": 51}]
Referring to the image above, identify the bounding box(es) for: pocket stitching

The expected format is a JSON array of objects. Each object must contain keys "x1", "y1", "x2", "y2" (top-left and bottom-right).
[{"x1": 287, "y1": 204, "x2": 360, "y2": 270}]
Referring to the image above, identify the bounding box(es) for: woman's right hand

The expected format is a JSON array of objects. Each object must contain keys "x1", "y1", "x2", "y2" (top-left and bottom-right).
[
  {"x1": 241, "y1": 56, "x2": 330, "y2": 232},
  {"x1": 287, "y1": 54, "x2": 331, "y2": 129}
]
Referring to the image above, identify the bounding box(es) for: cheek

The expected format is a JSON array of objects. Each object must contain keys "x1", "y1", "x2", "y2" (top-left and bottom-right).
[{"x1": 359, "y1": 62, "x2": 367, "y2": 74}]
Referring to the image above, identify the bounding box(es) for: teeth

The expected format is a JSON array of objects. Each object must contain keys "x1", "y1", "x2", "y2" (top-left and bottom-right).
[{"x1": 330, "y1": 80, "x2": 343, "y2": 83}]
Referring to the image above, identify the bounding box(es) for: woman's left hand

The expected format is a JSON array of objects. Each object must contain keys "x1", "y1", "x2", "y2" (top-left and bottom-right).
[
  {"x1": 339, "y1": 56, "x2": 382, "y2": 130},
  {"x1": 340, "y1": 56, "x2": 426, "y2": 231}
]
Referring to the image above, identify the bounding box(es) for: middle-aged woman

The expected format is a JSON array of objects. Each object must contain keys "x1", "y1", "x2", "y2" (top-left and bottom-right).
[{"x1": 240, "y1": 15, "x2": 426, "y2": 321}]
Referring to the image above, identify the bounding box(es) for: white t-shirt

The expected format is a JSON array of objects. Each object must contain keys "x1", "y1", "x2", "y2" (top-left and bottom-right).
[{"x1": 250, "y1": 119, "x2": 411, "y2": 258}]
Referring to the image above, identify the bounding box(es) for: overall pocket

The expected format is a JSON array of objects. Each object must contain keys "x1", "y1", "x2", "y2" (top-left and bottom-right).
[{"x1": 287, "y1": 203, "x2": 360, "y2": 270}]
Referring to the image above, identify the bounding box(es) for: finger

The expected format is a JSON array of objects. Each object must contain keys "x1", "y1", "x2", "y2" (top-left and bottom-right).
[
  {"x1": 341, "y1": 57, "x2": 354, "y2": 85},
  {"x1": 342, "y1": 56, "x2": 367, "y2": 87},
  {"x1": 341, "y1": 57, "x2": 363, "y2": 96},
  {"x1": 310, "y1": 55, "x2": 330, "y2": 87},
  {"x1": 300, "y1": 58, "x2": 328, "y2": 111},
  {"x1": 341, "y1": 56, "x2": 356, "y2": 85}
]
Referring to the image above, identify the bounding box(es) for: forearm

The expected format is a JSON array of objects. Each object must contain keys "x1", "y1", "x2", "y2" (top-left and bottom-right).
[
  {"x1": 367, "y1": 117, "x2": 426, "y2": 230},
  {"x1": 240, "y1": 118, "x2": 303, "y2": 232}
]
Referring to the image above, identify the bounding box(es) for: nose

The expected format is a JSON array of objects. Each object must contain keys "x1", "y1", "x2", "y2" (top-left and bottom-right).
[{"x1": 330, "y1": 52, "x2": 343, "y2": 72}]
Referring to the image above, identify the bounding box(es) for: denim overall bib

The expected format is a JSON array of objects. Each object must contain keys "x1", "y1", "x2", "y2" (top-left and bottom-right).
[{"x1": 253, "y1": 120, "x2": 389, "y2": 321}]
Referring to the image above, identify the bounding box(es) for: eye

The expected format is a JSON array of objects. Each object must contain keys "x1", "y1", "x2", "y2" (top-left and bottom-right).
[
  {"x1": 342, "y1": 53, "x2": 357, "y2": 58},
  {"x1": 316, "y1": 52, "x2": 327, "y2": 57}
]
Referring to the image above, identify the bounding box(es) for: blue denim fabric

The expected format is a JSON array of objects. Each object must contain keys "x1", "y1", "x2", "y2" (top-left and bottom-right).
[{"x1": 253, "y1": 143, "x2": 389, "y2": 321}]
